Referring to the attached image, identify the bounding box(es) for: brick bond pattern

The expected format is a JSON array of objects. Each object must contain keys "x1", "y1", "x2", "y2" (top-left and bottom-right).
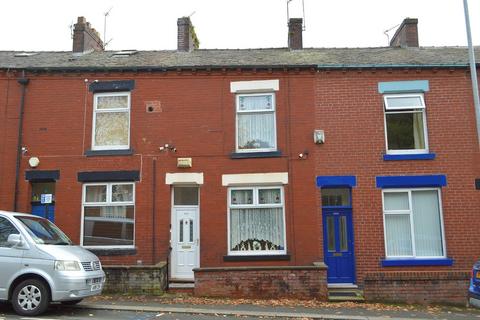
[
  {"x1": 194, "y1": 266, "x2": 328, "y2": 299},
  {"x1": 364, "y1": 271, "x2": 470, "y2": 304}
]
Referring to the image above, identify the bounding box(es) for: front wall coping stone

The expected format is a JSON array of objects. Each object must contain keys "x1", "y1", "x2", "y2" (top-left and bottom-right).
[
  {"x1": 87, "y1": 248, "x2": 137, "y2": 256},
  {"x1": 103, "y1": 262, "x2": 167, "y2": 269},
  {"x1": 193, "y1": 265, "x2": 327, "y2": 272}
]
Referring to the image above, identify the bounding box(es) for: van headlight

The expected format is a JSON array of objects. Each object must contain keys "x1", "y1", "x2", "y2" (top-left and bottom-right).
[{"x1": 54, "y1": 260, "x2": 81, "y2": 271}]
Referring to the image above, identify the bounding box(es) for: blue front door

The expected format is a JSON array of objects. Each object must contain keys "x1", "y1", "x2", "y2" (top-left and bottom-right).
[
  {"x1": 323, "y1": 208, "x2": 355, "y2": 283},
  {"x1": 31, "y1": 203, "x2": 55, "y2": 222}
]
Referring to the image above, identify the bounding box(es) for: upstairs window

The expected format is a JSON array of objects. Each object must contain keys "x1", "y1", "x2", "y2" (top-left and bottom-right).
[
  {"x1": 236, "y1": 93, "x2": 277, "y2": 152},
  {"x1": 92, "y1": 92, "x2": 130, "y2": 150},
  {"x1": 383, "y1": 93, "x2": 428, "y2": 154}
]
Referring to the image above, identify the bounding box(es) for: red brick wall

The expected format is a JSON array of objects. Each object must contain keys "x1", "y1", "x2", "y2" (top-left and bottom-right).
[
  {"x1": 194, "y1": 266, "x2": 328, "y2": 299},
  {"x1": 0, "y1": 70, "x2": 320, "y2": 268},
  {"x1": 364, "y1": 271, "x2": 470, "y2": 305},
  {"x1": 314, "y1": 69, "x2": 480, "y2": 285}
]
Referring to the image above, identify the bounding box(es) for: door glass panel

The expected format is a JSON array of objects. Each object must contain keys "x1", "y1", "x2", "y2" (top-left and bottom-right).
[
  {"x1": 31, "y1": 182, "x2": 56, "y2": 202},
  {"x1": 326, "y1": 216, "x2": 335, "y2": 252},
  {"x1": 174, "y1": 187, "x2": 198, "y2": 205},
  {"x1": 339, "y1": 216, "x2": 348, "y2": 251},
  {"x1": 179, "y1": 219, "x2": 183, "y2": 243},
  {"x1": 189, "y1": 219, "x2": 193, "y2": 243},
  {"x1": 322, "y1": 188, "x2": 351, "y2": 207}
]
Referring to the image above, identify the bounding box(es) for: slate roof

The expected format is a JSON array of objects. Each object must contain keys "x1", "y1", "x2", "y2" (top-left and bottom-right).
[{"x1": 0, "y1": 47, "x2": 479, "y2": 71}]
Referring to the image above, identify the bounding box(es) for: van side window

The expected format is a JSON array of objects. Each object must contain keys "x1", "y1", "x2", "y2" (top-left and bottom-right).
[{"x1": 0, "y1": 217, "x2": 20, "y2": 248}]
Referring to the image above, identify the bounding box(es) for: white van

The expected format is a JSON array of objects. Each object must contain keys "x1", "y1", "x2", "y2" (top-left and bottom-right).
[{"x1": 0, "y1": 210, "x2": 105, "y2": 316}]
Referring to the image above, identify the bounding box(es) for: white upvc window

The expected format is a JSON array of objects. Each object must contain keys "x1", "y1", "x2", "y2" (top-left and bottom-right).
[
  {"x1": 92, "y1": 92, "x2": 131, "y2": 150},
  {"x1": 382, "y1": 188, "x2": 446, "y2": 259},
  {"x1": 383, "y1": 93, "x2": 429, "y2": 154},
  {"x1": 227, "y1": 186, "x2": 286, "y2": 255},
  {"x1": 236, "y1": 93, "x2": 277, "y2": 152},
  {"x1": 81, "y1": 182, "x2": 135, "y2": 248}
]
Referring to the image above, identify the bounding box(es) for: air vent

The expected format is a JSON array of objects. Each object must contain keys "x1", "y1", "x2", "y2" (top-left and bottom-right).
[
  {"x1": 14, "y1": 52, "x2": 38, "y2": 57},
  {"x1": 112, "y1": 50, "x2": 138, "y2": 57}
]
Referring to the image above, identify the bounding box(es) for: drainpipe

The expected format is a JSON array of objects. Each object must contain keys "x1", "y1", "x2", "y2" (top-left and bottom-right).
[
  {"x1": 13, "y1": 72, "x2": 29, "y2": 212},
  {"x1": 152, "y1": 159, "x2": 157, "y2": 264},
  {"x1": 463, "y1": 0, "x2": 480, "y2": 146}
]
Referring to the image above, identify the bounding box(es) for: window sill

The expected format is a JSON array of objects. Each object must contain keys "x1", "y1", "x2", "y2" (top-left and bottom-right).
[
  {"x1": 86, "y1": 248, "x2": 137, "y2": 256},
  {"x1": 230, "y1": 151, "x2": 282, "y2": 159},
  {"x1": 224, "y1": 254, "x2": 290, "y2": 262},
  {"x1": 381, "y1": 258, "x2": 453, "y2": 267},
  {"x1": 383, "y1": 153, "x2": 436, "y2": 161},
  {"x1": 85, "y1": 149, "x2": 134, "y2": 157}
]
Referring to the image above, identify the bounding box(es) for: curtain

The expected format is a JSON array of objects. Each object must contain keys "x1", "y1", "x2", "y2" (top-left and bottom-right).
[
  {"x1": 85, "y1": 185, "x2": 106, "y2": 202},
  {"x1": 412, "y1": 112, "x2": 425, "y2": 149},
  {"x1": 412, "y1": 190, "x2": 443, "y2": 256},
  {"x1": 97, "y1": 95, "x2": 128, "y2": 109},
  {"x1": 95, "y1": 112, "x2": 129, "y2": 146},
  {"x1": 385, "y1": 214, "x2": 413, "y2": 256},
  {"x1": 230, "y1": 208, "x2": 284, "y2": 251},
  {"x1": 112, "y1": 184, "x2": 133, "y2": 202},
  {"x1": 383, "y1": 192, "x2": 409, "y2": 210},
  {"x1": 231, "y1": 189, "x2": 253, "y2": 205},
  {"x1": 259, "y1": 189, "x2": 281, "y2": 204},
  {"x1": 239, "y1": 95, "x2": 272, "y2": 111},
  {"x1": 238, "y1": 113, "x2": 275, "y2": 150}
]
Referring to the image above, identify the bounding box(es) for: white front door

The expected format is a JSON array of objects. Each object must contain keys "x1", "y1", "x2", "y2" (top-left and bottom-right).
[{"x1": 171, "y1": 207, "x2": 199, "y2": 280}]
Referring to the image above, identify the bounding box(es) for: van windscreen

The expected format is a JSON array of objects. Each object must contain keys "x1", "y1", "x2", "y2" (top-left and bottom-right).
[{"x1": 15, "y1": 216, "x2": 72, "y2": 245}]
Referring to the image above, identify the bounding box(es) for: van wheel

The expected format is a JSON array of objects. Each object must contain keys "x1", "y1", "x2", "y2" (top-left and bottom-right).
[
  {"x1": 61, "y1": 299, "x2": 83, "y2": 305},
  {"x1": 11, "y1": 279, "x2": 49, "y2": 316}
]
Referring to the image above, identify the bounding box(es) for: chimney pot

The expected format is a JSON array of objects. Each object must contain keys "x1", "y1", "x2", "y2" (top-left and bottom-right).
[
  {"x1": 390, "y1": 18, "x2": 419, "y2": 48},
  {"x1": 288, "y1": 18, "x2": 303, "y2": 50},
  {"x1": 72, "y1": 16, "x2": 104, "y2": 53}
]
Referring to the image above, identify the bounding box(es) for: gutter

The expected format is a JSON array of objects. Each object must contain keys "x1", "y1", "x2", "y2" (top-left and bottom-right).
[
  {"x1": 13, "y1": 72, "x2": 29, "y2": 212},
  {"x1": 0, "y1": 63, "x2": 476, "y2": 74}
]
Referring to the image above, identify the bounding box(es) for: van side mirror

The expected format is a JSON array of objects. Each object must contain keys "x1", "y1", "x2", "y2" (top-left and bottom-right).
[{"x1": 7, "y1": 234, "x2": 23, "y2": 247}]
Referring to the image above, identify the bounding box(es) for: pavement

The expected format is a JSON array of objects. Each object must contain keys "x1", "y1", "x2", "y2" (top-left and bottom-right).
[{"x1": 75, "y1": 296, "x2": 480, "y2": 320}]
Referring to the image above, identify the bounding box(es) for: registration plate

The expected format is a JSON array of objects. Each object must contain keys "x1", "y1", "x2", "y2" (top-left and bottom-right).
[{"x1": 91, "y1": 284, "x2": 102, "y2": 291}]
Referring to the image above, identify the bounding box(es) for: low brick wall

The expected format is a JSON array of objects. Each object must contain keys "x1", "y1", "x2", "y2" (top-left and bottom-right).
[
  {"x1": 103, "y1": 262, "x2": 168, "y2": 295},
  {"x1": 194, "y1": 264, "x2": 328, "y2": 299},
  {"x1": 364, "y1": 271, "x2": 470, "y2": 305}
]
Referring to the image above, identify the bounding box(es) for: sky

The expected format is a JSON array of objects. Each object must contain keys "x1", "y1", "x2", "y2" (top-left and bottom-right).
[{"x1": 0, "y1": 0, "x2": 479, "y2": 51}]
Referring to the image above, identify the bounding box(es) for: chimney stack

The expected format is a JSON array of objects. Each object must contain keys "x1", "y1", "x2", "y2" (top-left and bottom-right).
[
  {"x1": 177, "y1": 17, "x2": 199, "y2": 52},
  {"x1": 72, "y1": 16, "x2": 104, "y2": 53},
  {"x1": 288, "y1": 18, "x2": 303, "y2": 50},
  {"x1": 390, "y1": 18, "x2": 419, "y2": 48}
]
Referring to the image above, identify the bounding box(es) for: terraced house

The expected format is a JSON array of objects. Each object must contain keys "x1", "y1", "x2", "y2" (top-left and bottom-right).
[{"x1": 0, "y1": 16, "x2": 479, "y2": 303}]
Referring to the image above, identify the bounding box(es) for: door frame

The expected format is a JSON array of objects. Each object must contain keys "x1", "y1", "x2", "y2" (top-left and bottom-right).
[
  {"x1": 170, "y1": 186, "x2": 200, "y2": 280},
  {"x1": 321, "y1": 187, "x2": 356, "y2": 285}
]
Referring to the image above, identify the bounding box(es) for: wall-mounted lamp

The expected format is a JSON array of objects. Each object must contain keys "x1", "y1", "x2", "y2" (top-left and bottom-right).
[
  {"x1": 21, "y1": 146, "x2": 28, "y2": 155},
  {"x1": 159, "y1": 143, "x2": 177, "y2": 152},
  {"x1": 28, "y1": 157, "x2": 40, "y2": 168}
]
